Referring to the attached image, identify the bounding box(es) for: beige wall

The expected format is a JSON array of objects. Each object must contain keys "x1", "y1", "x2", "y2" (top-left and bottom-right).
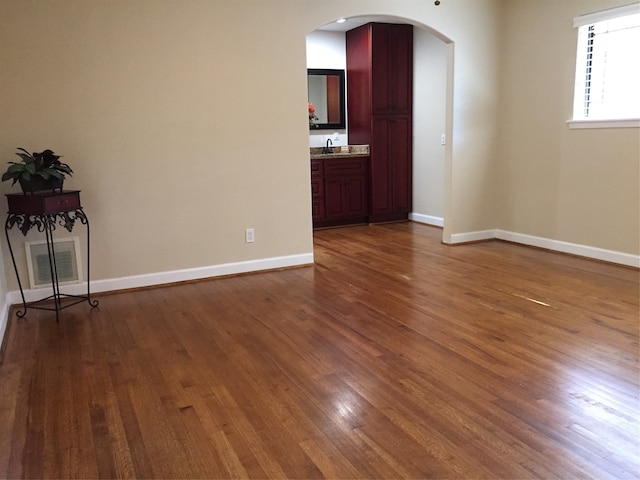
[
  {"x1": 497, "y1": 0, "x2": 640, "y2": 254},
  {"x1": 0, "y1": 0, "x2": 318, "y2": 289},
  {"x1": 413, "y1": 29, "x2": 448, "y2": 221},
  {"x1": 0, "y1": 0, "x2": 636, "y2": 300}
]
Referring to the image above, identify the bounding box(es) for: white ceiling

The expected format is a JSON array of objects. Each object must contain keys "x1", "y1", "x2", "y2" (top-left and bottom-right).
[{"x1": 318, "y1": 15, "x2": 411, "y2": 32}]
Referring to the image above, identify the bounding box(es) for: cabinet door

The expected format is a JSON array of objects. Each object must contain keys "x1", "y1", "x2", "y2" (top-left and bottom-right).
[
  {"x1": 371, "y1": 24, "x2": 392, "y2": 115},
  {"x1": 323, "y1": 157, "x2": 369, "y2": 222},
  {"x1": 389, "y1": 116, "x2": 412, "y2": 214},
  {"x1": 370, "y1": 116, "x2": 412, "y2": 222},
  {"x1": 371, "y1": 24, "x2": 413, "y2": 115},
  {"x1": 370, "y1": 118, "x2": 393, "y2": 216},
  {"x1": 389, "y1": 25, "x2": 413, "y2": 114},
  {"x1": 344, "y1": 174, "x2": 368, "y2": 217},
  {"x1": 324, "y1": 176, "x2": 346, "y2": 218}
]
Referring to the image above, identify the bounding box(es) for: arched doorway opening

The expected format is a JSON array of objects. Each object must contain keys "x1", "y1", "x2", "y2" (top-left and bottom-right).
[{"x1": 305, "y1": 15, "x2": 454, "y2": 242}]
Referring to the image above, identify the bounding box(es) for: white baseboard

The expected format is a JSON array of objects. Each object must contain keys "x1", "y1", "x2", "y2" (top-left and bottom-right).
[
  {"x1": 6, "y1": 252, "x2": 315, "y2": 305},
  {"x1": 495, "y1": 230, "x2": 639, "y2": 267},
  {"x1": 409, "y1": 213, "x2": 444, "y2": 227},
  {"x1": 449, "y1": 229, "x2": 496, "y2": 244},
  {"x1": 448, "y1": 228, "x2": 639, "y2": 268}
]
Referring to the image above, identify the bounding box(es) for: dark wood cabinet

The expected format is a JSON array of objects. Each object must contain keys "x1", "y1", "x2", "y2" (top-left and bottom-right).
[
  {"x1": 311, "y1": 157, "x2": 369, "y2": 228},
  {"x1": 310, "y1": 160, "x2": 325, "y2": 220},
  {"x1": 370, "y1": 115, "x2": 412, "y2": 222},
  {"x1": 347, "y1": 22, "x2": 413, "y2": 223},
  {"x1": 371, "y1": 24, "x2": 413, "y2": 115}
]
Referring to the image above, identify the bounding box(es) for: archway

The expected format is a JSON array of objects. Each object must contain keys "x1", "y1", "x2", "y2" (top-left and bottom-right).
[{"x1": 305, "y1": 15, "x2": 454, "y2": 242}]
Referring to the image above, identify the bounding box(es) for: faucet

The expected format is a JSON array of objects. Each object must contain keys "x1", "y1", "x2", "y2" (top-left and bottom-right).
[{"x1": 322, "y1": 138, "x2": 333, "y2": 154}]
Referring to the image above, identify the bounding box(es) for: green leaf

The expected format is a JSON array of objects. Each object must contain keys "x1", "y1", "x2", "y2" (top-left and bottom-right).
[
  {"x1": 48, "y1": 170, "x2": 64, "y2": 180},
  {"x1": 55, "y1": 164, "x2": 73, "y2": 175},
  {"x1": 25, "y1": 163, "x2": 36, "y2": 175},
  {"x1": 6, "y1": 164, "x2": 25, "y2": 174},
  {"x1": 15, "y1": 153, "x2": 34, "y2": 164}
]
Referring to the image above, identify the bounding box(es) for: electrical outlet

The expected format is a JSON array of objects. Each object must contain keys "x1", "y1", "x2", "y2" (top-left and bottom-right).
[
  {"x1": 245, "y1": 228, "x2": 255, "y2": 243},
  {"x1": 333, "y1": 132, "x2": 340, "y2": 142}
]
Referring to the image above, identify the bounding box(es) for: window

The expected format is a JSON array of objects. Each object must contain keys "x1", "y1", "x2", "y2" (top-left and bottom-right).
[{"x1": 570, "y1": 4, "x2": 640, "y2": 128}]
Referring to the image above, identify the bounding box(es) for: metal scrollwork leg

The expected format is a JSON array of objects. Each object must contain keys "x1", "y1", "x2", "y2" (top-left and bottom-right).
[
  {"x1": 44, "y1": 217, "x2": 62, "y2": 322},
  {"x1": 76, "y1": 209, "x2": 99, "y2": 309},
  {"x1": 5, "y1": 215, "x2": 28, "y2": 318}
]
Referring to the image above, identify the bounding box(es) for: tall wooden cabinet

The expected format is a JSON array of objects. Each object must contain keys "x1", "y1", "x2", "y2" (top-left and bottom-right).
[{"x1": 347, "y1": 23, "x2": 413, "y2": 223}]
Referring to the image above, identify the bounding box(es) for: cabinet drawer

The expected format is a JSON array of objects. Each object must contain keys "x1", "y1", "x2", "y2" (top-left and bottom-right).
[
  {"x1": 6, "y1": 190, "x2": 81, "y2": 215},
  {"x1": 311, "y1": 178, "x2": 324, "y2": 197},
  {"x1": 311, "y1": 160, "x2": 323, "y2": 177},
  {"x1": 324, "y1": 157, "x2": 367, "y2": 175},
  {"x1": 312, "y1": 199, "x2": 325, "y2": 219}
]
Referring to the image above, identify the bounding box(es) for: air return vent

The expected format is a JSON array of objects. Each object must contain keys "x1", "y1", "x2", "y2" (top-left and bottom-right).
[{"x1": 25, "y1": 237, "x2": 82, "y2": 289}]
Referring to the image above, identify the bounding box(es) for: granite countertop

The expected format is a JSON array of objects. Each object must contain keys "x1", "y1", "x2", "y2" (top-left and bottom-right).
[{"x1": 310, "y1": 144, "x2": 369, "y2": 159}]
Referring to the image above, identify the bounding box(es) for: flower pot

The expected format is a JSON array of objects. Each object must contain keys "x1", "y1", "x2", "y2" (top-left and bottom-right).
[{"x1": 19, "y1": 176, "x2": 64, "y2": 194}]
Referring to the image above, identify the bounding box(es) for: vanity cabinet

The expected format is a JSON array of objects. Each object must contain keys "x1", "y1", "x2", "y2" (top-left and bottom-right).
[
  {"x1": 346, "y1": 22, "x2": 413, "y2": 223},
  {"x1": 311, "y1": 157, "x2": 369, "y2": 228}
]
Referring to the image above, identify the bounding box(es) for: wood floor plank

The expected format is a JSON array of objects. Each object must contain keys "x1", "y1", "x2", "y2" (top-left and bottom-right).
[{"x1": 0, "y1": 222, "x2": 638, "y2": 479}]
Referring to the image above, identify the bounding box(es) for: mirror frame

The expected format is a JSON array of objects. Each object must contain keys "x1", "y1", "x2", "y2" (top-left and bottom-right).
[{"x1": 307, "y1": 68, "x2": 346, "y2": 130}]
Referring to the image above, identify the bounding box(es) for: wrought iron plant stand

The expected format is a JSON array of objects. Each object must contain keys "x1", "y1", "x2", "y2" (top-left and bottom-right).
[{"x1": 4, "y1": 190, "x2": 99, "y2": 322}]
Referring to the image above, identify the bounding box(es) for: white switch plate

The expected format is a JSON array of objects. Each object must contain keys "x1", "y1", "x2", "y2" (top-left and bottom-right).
[
  {"x1": 440, "y1": 134, "x2": 446, "y2": 145},
  {"x1": 245, "y1": 228, "x2": 255, "y2": 243}
]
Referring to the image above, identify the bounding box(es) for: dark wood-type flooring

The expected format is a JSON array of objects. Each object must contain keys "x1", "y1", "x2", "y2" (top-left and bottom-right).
[{"x1": 0, "y1": 222, "x2": 638, "y2": 479}]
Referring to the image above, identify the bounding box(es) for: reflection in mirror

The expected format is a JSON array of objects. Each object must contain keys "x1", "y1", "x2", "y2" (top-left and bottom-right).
[{"x1": 307, "y1": 69, "x2": 346, "y2": 130}]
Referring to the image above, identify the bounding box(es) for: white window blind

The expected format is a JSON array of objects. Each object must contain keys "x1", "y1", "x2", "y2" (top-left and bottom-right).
[{"x1": 572, "y1": 3, "x2": 640, "y2": 122}]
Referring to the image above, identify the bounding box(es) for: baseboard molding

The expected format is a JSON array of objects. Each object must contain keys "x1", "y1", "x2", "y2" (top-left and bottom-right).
[
  {"x1": 6, "y1": 252, "x2": 315, "y2": 305},
  {"x1": 449, "y1": 229, "x2": 496, "y2": 244},
  {"x1": 495, "y1": 230, "x2": 639, "y2": 267},
  {"x1": 448, "y1": 228, "x2": 639, "y2": 267},
  {"x1": 409, "y1": 213, "x2": 444, "y2": 227}
]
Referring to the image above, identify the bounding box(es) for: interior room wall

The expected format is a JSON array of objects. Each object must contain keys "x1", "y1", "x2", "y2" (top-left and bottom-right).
[
  {"x1": 412, "y1": 29, "x2": 448, "y2": 225},
  {"x1": 496, "y1": 0, "x2": 639, "y2": 255},
  {"x1": 1, "y1": 0, "x2": 321, "y2": 294}
]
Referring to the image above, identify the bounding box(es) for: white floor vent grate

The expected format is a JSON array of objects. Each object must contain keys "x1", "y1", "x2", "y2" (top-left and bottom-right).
[{"x1": 25, "y1": 237, "x2": 83, "y2": 289}]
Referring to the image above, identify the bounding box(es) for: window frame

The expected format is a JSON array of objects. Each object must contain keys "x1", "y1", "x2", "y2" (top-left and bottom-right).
[{"x1": 567, "y1": 3, "x2": 640, "y2": 129}]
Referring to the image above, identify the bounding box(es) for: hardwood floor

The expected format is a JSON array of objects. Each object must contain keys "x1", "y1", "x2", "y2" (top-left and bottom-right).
[{"x1": 0, "y1": 222, "x2": 638, "y2": 479}]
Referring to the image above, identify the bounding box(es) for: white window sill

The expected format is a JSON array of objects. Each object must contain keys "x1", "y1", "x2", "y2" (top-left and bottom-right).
[{"x1": 567, "y1": 118, "x2": 640, "y2": 129}]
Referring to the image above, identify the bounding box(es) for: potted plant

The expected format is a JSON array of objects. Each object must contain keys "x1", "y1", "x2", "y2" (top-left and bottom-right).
[
  {"x1": 2, "y1": 147, "x2": 73, "y2": 194},
  {"x1": 309, "y1": 103, "x2": 319, "y2": 128}
]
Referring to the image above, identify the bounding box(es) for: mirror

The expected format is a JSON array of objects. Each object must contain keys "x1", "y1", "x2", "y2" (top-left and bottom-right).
[{"x1": 307, "y1": 69, "x2": 346, "y2": 130}]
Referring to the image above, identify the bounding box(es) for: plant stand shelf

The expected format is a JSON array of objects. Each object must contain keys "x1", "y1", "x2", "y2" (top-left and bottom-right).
[{"x1": 4, "y1": 190, "x2": 99, "y2": 322}]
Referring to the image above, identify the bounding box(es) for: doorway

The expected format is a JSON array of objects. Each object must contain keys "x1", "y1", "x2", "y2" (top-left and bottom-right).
[{"x1": 306, "y1": 15, "x2": 453, "y2": 241}]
